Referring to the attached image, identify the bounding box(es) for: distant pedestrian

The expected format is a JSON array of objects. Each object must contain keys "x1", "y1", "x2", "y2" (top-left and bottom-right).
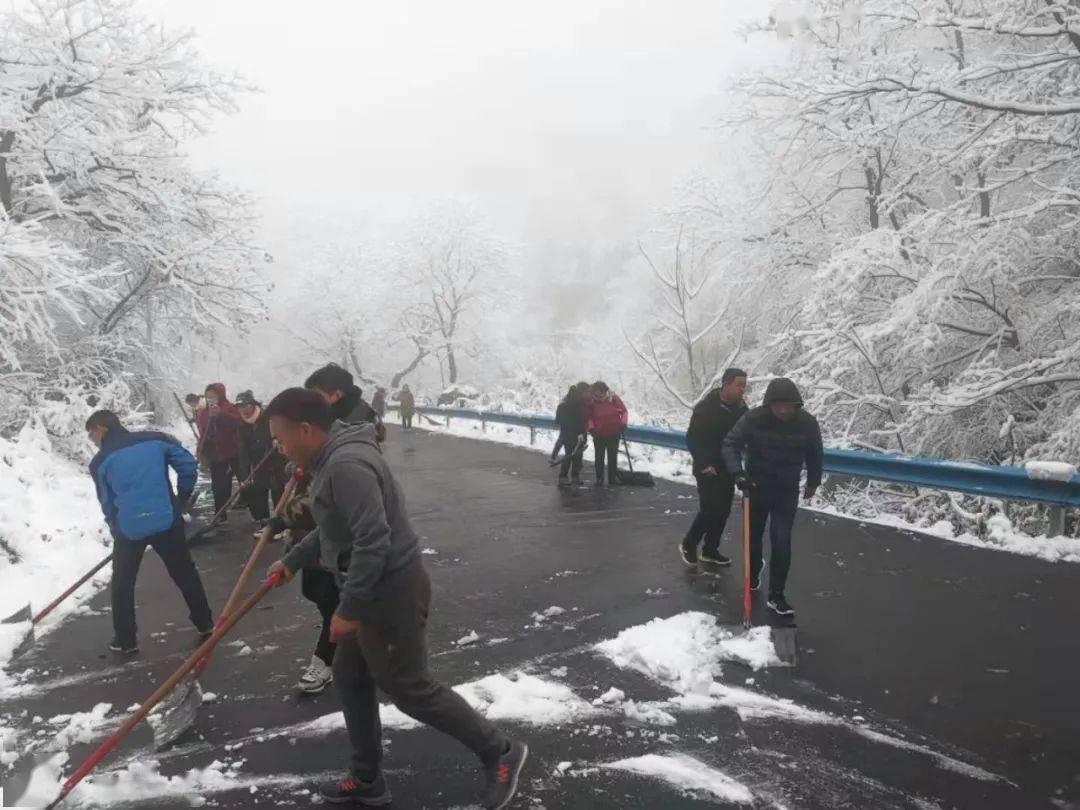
[
  {"x1": 196, "y1": 383, "x2": 245, "y2": 520},
  {"x1": 722, "y1": 377, "x2": 823, "y2": 617},
  {"x1": 371, "y1": 387, "x2": 388, "y2": 419},
  {"x1": 399, "y1": 384, "x2": 416, "y2": 430},
  {"x1": 554, "y1": 384, "x2": 589, "y2": 486},
  {"x1": 235, "y1": 390, "x2": 288, "y2": 532},
  {"x1": 265, "y1": 388, "x2": 528, "y2": 808},
  {"x1": 587, "y1": 381, "x2": 628, "y2": 486},
  {"x1": 86, "y1": 410, "x2": 214, "y2": 655},
  {"x1": 681, "y1": 368, "x2": 748, "y2": 567}
]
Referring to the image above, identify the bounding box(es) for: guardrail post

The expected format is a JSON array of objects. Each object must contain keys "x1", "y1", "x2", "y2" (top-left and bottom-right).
[
  {"x1": 529, "y1": 427, "x2": 536, "y2": 445},
  {"x1": 445, "y1": 414, "x2": 450, "y2": 427},
  {"x1": 481, "y1": 418, "x2": 486, "y2": 432},
  {"x1": 1048, "y1": 506, "x2": 1066, "y2": 537}
]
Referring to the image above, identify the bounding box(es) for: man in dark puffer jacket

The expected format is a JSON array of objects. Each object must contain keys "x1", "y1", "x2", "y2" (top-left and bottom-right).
[
  {"x1": 722, "y1": 378, "x2": 823, "y2": 618},
  {"x1": 681, "y1": 368, "x2": 748, "y2": 567}
]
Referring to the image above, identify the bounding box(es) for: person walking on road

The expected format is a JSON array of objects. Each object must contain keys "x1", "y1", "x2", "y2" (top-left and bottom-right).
[
  {"x1": 722, "y1": 377, "x2": 823, "y2": 617},
  {"x1": 554, "y1": 384, "x2": 589, "y2": 486},
  {"x1": 265, "y1": 388, "x2": 528, "y2": 808},
  {"x1": 587, "y1": 381, "x2": 628, "y2": 486},
  {"x1": 235, "y1": 390, "x2": 287, "y2": 531},
  {"x1": 86, "y1": 410, "x2": 214, "y2": 655},
  {"x1": 681, "y1": 368, "x2": 748, "y2": 567},
  {"x1": 196, "y1": 382, "x2": 245, "y2": 520},
  {"x1": 399, "y1": 384, "x2": 416, "y2": 430},
  {"x1": 371, "y1": 387, "x2": 388, "y2": 419}
]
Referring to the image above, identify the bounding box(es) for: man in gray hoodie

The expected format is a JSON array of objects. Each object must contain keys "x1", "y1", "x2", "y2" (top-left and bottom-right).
[{"x1": 264, "y1": 388, "x2": 527, "y2": 809}]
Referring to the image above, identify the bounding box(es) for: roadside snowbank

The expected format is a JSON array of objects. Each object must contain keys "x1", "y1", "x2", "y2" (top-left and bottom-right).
[{"x1": 0, "y1": 426, "x2": 113, "y2": 673}]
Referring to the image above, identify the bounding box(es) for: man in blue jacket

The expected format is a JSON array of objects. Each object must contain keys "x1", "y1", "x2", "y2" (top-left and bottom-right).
[{"x1": 87, "y1": 410, "x2": 214, "y2": 655}]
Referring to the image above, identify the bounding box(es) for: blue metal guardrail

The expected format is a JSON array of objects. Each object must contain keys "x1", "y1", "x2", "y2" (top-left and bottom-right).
[{"x1": 402, "y1": 405, "x2": 1080, "y2": 509}]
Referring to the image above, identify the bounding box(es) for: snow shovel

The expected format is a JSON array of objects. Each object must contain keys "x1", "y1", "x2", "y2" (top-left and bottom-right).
[
  {"x1": 171, "y1": 391, "x2": 201, "y2": 444},
  {"x1": 153, "y1": 472, "x2": 301, "y2": 748},
  {"x1": 740, "y1": 494, "x2": 797, "y2": 666},
  {"x1": 617, "y1": 437, "x2": 655, "y2": 486},
  {"x1": 186, "y1": 447, "x2": 279, "y2": 544},
  {"x1": 43, "y1": 571, "x2": 286, "y2": 810},
  {"x1": 3, "y1": 552, "x2": 115, "y2": 660}
]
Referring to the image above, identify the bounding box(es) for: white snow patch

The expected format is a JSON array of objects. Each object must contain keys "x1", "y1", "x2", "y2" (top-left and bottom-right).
[
  {"x1": 593, "y1": 687, "x2": 625, "y2": 706},
  {"x1": 602, "y1": 753, "x2": 754, "y2": 804},
  {"x1": 456, "y1": 672, "x2": 599, "y2": 726},
  {"x1": 455, "y1": 630, "x2": 480, "y2": 646},
  {"x1": 42, "y1": 703, "x2": 113, "y2": 751},
  {"x1": 13, "y1": 754, "x2": 336, "y2": 808},
  {"x1": 421, "y1": 548, "x2": 438, "y2": 555},
  {"x1": 1024, "y1": 460, "x2": 1077, "y2": 482},
  {"x1": 0, "y1": 426, "x2": 117, "y2": 681},
  {"x1": 623, "y1": 700, "x2": 678, "y2": 726}
]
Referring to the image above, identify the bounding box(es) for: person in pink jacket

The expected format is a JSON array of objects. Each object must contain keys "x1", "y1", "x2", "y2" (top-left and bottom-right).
[{"x1": 587, "y1": 381, "x2": 628, "y2": 486}]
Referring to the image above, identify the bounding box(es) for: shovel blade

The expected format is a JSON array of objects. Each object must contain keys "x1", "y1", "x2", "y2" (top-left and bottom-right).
[
  {"x1": 3, "y1": 604, "x2": 35, "y2": 660},
  {"x1": 149, "y1": 676, "x2": 203, "y2": 749},
  {"x1": 772, "y1": 625, "x2": 798, "y2": 667},
  {"x1": 3, "y1": 603, "x2": 32, "y2": 624}
]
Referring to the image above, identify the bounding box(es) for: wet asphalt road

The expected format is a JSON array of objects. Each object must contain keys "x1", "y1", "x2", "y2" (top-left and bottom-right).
[{"x1": 2, "y1": 425, "x2": 1078, "y2": 809}]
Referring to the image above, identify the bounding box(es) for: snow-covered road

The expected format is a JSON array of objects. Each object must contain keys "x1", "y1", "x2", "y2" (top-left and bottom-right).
[{"x1": 1, "y1": 426, "x2": 1074, "y2": 808}]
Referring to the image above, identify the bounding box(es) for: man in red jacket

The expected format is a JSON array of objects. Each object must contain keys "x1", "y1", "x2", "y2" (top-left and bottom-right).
[
  {"x1": 196, "y1": 382, "x2": 245, "y2": 520},
  {"x1": 587, "y1": 381, "x2": 628, "y2": 486}
]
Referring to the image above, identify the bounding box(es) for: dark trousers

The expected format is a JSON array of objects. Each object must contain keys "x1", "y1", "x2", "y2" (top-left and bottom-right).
[
  {"x1": 111, "y1": 521, "x2": 213, "y2": 645},
  {"x1": 592, "y1": 433, "x2": 620, "y2": 483},
  {"x1": 558, "y1": 432, "x2": 586, "y2": 478},
  {"x1": 684, "y1": 472, "x2": 735, "y2": 555},
  {"x1": 209, "y1": 458, "x2": 244, "y2": 516},
  {"x1": 748, "y1": 486, "x2": 799, "y2": 597},
  {"x1": 333, "y1": 560, "x2": 507, "y2": 780},
  {"x1": 302, "y1": 567, "x2": 341, "y2": 666},
  {"x1": 248, "y1": 478, "x2": 286, "y2": 521},
  {"x1": 401, "y1": 413, "x2": 413, "y2": 429}
]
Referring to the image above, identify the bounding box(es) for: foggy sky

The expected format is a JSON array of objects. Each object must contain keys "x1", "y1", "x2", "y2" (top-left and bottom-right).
[{"x1": 142, "y1": 0, "x2": 769, "y2": 244}]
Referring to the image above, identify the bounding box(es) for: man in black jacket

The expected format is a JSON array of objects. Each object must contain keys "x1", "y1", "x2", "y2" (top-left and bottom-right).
[
  {"x1": 305, "y1": 364, "x2": 385, "y2": 441},
  {"x1": 722, "y1": 377, "x2": 823, "y2": 617},
  {"x1": 681, "y1": 368, "x2": 748, "y2": 566}
]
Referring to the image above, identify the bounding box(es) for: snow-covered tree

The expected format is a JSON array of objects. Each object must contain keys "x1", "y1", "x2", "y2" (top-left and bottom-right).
[{"x1": 0, "y1": 0, "x2": 264, "y2": 435}]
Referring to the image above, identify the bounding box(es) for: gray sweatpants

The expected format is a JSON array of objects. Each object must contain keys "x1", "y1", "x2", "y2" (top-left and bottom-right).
[{"x1": 333, "y1": 559, "x2": 507, "y2": 779}]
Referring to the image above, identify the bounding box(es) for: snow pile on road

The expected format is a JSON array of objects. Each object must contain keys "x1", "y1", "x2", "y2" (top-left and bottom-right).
[
  {"x1": 601, "y1": 753, "x2": 755, "y2": 804},
  {"x1": 39, "y1": 703, "x2": 114, "y2": 752},
  {"x1": 457, "y1": 672, "x2": 599, "y2": 725},
  {"x1": 594, "y1": 612, "x2": 783, "y2": 692},
  {"x1": 0, "y1": 425, "x2": 113, "y2": 671},
  {"x1": 14, "y1": 751, "x2": 328, "y2": 808}
]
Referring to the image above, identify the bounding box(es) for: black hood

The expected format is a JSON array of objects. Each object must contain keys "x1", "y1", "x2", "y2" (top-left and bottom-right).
[
  {"x1": 332, "y1": 385, "x2": 362, "y2": 421},
  {"x1": 762, "y1": 378, "x2": 803, "y2": 407}
]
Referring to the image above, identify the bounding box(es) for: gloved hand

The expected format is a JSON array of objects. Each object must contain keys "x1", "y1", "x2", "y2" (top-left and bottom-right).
[
  {"x1": 734, "y1": 474, "x2": 754, "y2": 494},
  {"x1": 267, "y1": 515, "x2": 288, "y2": 535}
]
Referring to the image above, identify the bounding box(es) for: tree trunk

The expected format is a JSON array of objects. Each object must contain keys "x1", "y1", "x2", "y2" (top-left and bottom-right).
[
  {"x1": 446, "y1": 344, "x2": 458, "y2": 384},
  {"x1": 391, "y1": 345, "x2": 428, "y2": 389}
]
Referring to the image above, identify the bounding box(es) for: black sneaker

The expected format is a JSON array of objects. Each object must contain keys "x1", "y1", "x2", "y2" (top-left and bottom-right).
[
  {"x1": 483, "y1": 740, "x2": 528, "y2": 809},
  {"x1": 750, "y1": 568, "x2": 764, "y2": 591},
  {"x1": 679, "y1": 543, "x2": 698, "y2": 566},
  {"x1": 196, "y1": 626, "x2": 215, "y2": 643},
  {"x1": 318, "y1": 773, "x2": 392, "y2": 806},
  {"x1": 108, "y1": 639, "x2": 139, "y2": 655},
  {"x1": 557, "y1": 475, "x2": 570, "y2": 487},
  {"x1": 767, "y1": 595, "x2": 795, "y2": 616},
  {"x1": 700, "y1": 551, "x2": 732, "y2": 566}
]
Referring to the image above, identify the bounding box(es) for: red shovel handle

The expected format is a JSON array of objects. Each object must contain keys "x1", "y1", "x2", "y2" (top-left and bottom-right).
[
  {"x1": 743, "y1": 494, "x2": 752, "y2": 629},
  {"x1": 47, "y1": 574, "x2": 284, "y2": 809}
]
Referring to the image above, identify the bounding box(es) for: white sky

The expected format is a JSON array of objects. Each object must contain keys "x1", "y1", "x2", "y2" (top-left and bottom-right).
[{"x1": 140, "y1": 0, "x2": 771, "y2": 244}]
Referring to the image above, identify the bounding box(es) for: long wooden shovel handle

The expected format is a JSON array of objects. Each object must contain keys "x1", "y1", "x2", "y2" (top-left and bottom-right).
[
  {"x1": 217, "y1": 473, "x2": 299, "y2": 622},
  {"x1": 47, "y1": 574, "x2": 283, "y2": 810},
  {"x1": 34, "y1": 553, "x2": 114, "y2": 625},
  {"x1": 743, "y1": 493, "x2": 752, "y2": 629}
]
